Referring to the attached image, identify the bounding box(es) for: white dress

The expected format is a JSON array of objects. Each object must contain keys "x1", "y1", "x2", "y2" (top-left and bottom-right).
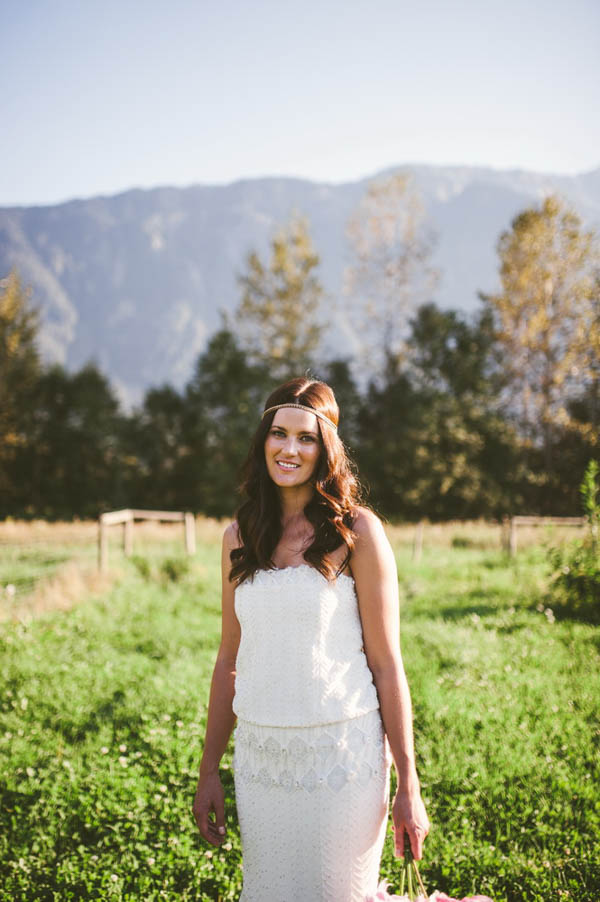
[{"x1": 232, "y1": 564, "x2": 392, "y2": 902}]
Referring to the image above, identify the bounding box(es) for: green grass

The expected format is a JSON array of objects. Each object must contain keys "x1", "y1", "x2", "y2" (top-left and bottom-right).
[
  {"x1": 0, "y1": 543, "x2": 86, "y2": 597},
  {"x1": 0, "y1": 533, "x2": 598, "y2": 901}
]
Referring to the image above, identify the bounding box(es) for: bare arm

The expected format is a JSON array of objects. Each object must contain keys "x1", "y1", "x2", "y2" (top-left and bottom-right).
[
  {"x1": 351, "y1": 507, "x2": 430, "y2": 859},
  {"x1": 192, "y1": 523, "x2": 241, "y2": 845}
]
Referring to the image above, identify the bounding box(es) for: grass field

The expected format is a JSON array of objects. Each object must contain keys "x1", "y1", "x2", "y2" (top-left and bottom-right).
[{"x1": 0, "y1": 520, "x2": 598, "y2": 901}]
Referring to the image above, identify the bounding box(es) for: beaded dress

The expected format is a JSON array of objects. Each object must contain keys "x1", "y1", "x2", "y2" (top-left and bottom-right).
[{"x1": 232, "y1": 563, "x2": 392, "y2": 902}]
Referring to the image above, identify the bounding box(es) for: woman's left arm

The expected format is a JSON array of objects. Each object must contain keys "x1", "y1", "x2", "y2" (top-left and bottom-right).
[{"x1": 351, "y1": 507, "x2": 430, "y2": 860}]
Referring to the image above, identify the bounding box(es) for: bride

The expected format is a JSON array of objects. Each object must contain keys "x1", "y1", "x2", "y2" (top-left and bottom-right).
[{"x1": 193, "y1": 376, "x2": 429, "y2": 900}]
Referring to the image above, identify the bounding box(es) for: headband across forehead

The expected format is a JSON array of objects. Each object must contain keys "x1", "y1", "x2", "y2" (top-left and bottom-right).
[{"x1": 262, "y1": 403, "x2": 338, "y2": 432}]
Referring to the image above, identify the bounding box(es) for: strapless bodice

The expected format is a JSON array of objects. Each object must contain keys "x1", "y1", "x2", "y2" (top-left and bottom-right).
[{"x1": 232, "y1": 564, "x2": 380, "y2": 727}]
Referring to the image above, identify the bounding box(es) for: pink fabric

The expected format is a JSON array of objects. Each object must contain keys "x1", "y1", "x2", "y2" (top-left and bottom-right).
[{"x1": 366, "y1": 885, "x2": 494, "y2": 902}]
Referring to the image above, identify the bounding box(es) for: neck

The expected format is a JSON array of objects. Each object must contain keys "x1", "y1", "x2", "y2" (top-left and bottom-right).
[{"x1": 278, "y1": 484, "x2": 314, "y2": 523}]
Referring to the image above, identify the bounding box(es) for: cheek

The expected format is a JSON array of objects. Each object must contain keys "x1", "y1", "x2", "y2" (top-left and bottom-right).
[{"x1": 264, "y1": 437, "x2": 278, "y2": 457}]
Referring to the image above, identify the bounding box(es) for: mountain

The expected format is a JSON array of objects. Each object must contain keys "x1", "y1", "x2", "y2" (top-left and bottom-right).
[{"x1": 1, "y1": 164, "x2": 598, "y2": 407}]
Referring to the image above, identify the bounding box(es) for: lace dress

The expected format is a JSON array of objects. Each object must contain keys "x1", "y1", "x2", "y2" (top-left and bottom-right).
[{"x1": 232, "y1": 564, "x2": 392, "y2": 902}]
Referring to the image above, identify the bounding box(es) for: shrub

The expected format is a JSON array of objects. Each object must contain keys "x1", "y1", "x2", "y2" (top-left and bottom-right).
[
  {"x1": 548, "y1": 460, "x2": 600, "y2": 623},
  {"x1": 159, "y1": 556, "x2": 190, "y2": 583},
  {"x1": 129, "y1": 554, "x2": 151, "y2": 580},
  {"x1": 451, "y1": 536, "x2": 474, "y2": 548}
]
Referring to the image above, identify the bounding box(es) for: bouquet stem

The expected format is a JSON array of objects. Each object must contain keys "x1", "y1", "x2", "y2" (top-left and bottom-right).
[
  {"x1": 401, "y1": 831, "x2": 428, "y2": 900},
  {"x1": 399, "y1": 865, "x2": 406, "y2": 896}
]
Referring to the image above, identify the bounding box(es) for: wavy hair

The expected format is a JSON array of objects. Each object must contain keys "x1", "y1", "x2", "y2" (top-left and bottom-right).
[{"x1": 230, "y1": 377, "x2": 368, "y2": 584}]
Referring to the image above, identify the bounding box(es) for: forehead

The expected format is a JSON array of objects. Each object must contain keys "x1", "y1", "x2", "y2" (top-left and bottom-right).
[{"x1": 271, "y1": 407, "x2": 320, "y2": 434}]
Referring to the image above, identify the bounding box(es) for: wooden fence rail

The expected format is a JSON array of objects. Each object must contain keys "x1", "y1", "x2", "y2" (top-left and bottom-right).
[
  {"x1": 98, "y1": 509, "x2": 196, "y2": 571},
  {"x1": 502, "y1": 515, "x2": 586, "y2": 556},
  {"x1": 408, "y1": 516, "x2": 586, "y2": 560}
]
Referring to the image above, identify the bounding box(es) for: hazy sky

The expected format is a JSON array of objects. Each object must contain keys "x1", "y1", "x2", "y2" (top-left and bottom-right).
[{"x1": 3, "y1": 0, "x2": 599, "y2": 206}]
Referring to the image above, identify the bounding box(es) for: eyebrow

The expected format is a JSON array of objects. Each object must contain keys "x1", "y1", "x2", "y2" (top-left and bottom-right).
[{"x1": 271, "y1": 425, "x2": 319, "y2": 437}]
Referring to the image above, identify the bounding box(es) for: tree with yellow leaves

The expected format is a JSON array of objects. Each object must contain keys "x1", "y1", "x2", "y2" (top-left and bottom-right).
[
  {"x1": 0, "y1": 270, "x2": 41, "y2": 503},
  {"x1": 577, "y1": 272, "x2": 600, "y2": 436},
  {"x1": 232, "y1": 215, "x2": 325, "y2": 382},
  {"x1": 344, "y1": 172, "x2": 437, "y2": 381},
  {"x1": 481, "y1": 195, "x2": 599, "y2": 469}
]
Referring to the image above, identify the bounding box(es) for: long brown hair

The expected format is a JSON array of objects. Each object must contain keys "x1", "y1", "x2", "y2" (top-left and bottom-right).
[{"x1": 230, "y1": 377, "x2": 368, "y2": 584}]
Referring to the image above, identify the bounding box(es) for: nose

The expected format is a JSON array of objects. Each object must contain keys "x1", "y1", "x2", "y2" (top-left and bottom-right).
[{"x1": 281, "y1": 435, "x2": 301, "y2": 455}]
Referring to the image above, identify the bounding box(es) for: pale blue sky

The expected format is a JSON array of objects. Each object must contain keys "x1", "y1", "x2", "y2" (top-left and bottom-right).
[{"x1": 2, "y1": 0, "x2": 599, "y2": 206}]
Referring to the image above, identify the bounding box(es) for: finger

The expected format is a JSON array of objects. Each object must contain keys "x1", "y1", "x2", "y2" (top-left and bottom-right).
[
  {"x1": 192, "y1": 802, "x2": 206, "y2": 834},
  {"x1": 193, "y1": 803, "x2": 220, "y2": 845},
  {"x1": 196, "y1": 809, "x2": 212, "y2": 842},
  {"x1": 394, "y1": 825, "x2": 404, "y2": 858},
  {"x1": 205, "y1": 831, "x2": 222, "y2": 846},
  {"x1": 206, "y1": 828, "x2": 223, "y2": 844},
  {"x1": 411, "y1": 824, "x2": 427, "y2": 860},
  {"x1": 214, "y1": 793, "x2": 227, "y2": 837},
  {"x1": 206, "y1": 814, "x2": 224, "y2": 842},
  {"x1": 203, "y1": 819, "x2": 224, "y2": 846},
  {"x1": 412, "y1": 832, "x2": 422, "y2": 860}
]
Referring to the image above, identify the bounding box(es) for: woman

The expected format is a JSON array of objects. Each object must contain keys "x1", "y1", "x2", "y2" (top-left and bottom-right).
[{"x1": 193, "y1": 377, "x2": 429, "y2": 901}]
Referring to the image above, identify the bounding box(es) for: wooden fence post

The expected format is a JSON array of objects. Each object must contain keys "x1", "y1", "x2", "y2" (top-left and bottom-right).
[
  {"x1": 98, "y1": 509, "x2": 197, "y2": 570},
  {"x1": 98, "y1": 516, "x2": 108, "y2": 572},
  {"x1": 124, "y1": 516, "x2": 133, "y2": 556},
  {"x1": 184, "y1": 512, "x2": 196, "y2": 555},
  {"x1": 501, "y1": 515, "x2": 510, "y2": 553},
  {"x1": 412, "y1": 520, "x2": 424, "y2": 563},
  {"x1": 509, "y1": 517, "x2": 517, "y2": 557}
]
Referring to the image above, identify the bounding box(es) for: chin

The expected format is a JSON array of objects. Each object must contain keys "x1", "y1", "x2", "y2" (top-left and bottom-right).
[
  {"x1": 273, "y1": 473, "x2": 302, "y2": 485},
  {"x1": 270, "y1": 467, "x2": 309, "y2": 486}
]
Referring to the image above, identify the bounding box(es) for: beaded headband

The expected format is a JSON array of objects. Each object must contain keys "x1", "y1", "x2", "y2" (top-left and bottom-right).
[{"x1": 262, "y1": 403, "x2": 338, "y2": 432}]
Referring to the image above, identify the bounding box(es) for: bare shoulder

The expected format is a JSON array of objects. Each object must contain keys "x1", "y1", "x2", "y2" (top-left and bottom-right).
[
  {"x1": 352, "y1": 506, "x2": 386, "y2": 541},
  {"x1": 350, "y1": 506, "x2": 394, "y2": 573},
  {"x1": 348, "y1": 509, "x2": 400, "y2": 671},
  {"x1": 223, "y1": 520, "x2": 242, "y2": 551},
  {"x1": 221, "y1": 521, "x2": 243, "y2": 589}
]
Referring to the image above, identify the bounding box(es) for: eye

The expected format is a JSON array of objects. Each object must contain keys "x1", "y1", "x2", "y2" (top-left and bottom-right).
[
  {"x1": 271, "y1": 429, "x2": 285, "y2": 437},
  {"x1": 301, "y1": 435, "x2": 316, "y2": 442}
]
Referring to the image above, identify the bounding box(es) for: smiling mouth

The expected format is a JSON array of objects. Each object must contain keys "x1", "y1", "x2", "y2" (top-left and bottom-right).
[{"x1": 276, "y1": 461, "x2": 300, "y2": 470}]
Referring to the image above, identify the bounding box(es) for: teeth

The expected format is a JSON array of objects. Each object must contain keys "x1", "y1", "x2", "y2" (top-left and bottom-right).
[{"x1": 277, "y1": 461, "x2": 299, "y2": 469}]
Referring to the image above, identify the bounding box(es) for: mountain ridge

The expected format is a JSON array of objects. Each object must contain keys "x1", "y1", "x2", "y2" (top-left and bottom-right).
[
  {"x1": 4, "y1": 162, "x2": 599, "y2": 211},
  {"x1": 1, "y1": 162, "x2": 598, "y2": 407}
]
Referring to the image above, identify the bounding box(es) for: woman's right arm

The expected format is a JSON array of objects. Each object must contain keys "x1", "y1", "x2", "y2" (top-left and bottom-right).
[{"x1": 192, "y1": 522, "x2": 241, "y2": 845}]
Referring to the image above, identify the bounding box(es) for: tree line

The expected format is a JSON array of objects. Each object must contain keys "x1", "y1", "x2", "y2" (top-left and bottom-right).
[{"x1": 1, "y1": 184, "x2": 598, "y2": 522}]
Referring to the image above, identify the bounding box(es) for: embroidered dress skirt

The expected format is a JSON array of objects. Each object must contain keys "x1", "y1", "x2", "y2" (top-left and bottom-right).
[{"x1": 233, "y1": 708, "x2": 391, "y2": 902}]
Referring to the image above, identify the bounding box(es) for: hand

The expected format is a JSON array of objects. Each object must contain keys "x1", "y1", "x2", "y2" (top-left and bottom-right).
[
  {"x1": 391, "y1": 786, "x2": 430, "y2": 860},
  {"x1": 192, "y1": 772, "x2": 227, "y2": 845}
]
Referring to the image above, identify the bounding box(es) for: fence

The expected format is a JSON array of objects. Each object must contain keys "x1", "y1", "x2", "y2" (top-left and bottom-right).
[
  {"x1": 501, "y1": 515, "x2": 586, "y2": 556},
  {"x1": 98, "y1": 509, "x2": 196, "y2": 571},
  {"x1": 408, "y1": 516, "x2": 587, "y2": 560}
]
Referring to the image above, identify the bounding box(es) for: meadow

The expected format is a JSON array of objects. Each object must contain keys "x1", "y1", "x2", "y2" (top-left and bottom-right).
[{"x1": 0, "y1": 519, "x2": 598, "y2": 902}]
